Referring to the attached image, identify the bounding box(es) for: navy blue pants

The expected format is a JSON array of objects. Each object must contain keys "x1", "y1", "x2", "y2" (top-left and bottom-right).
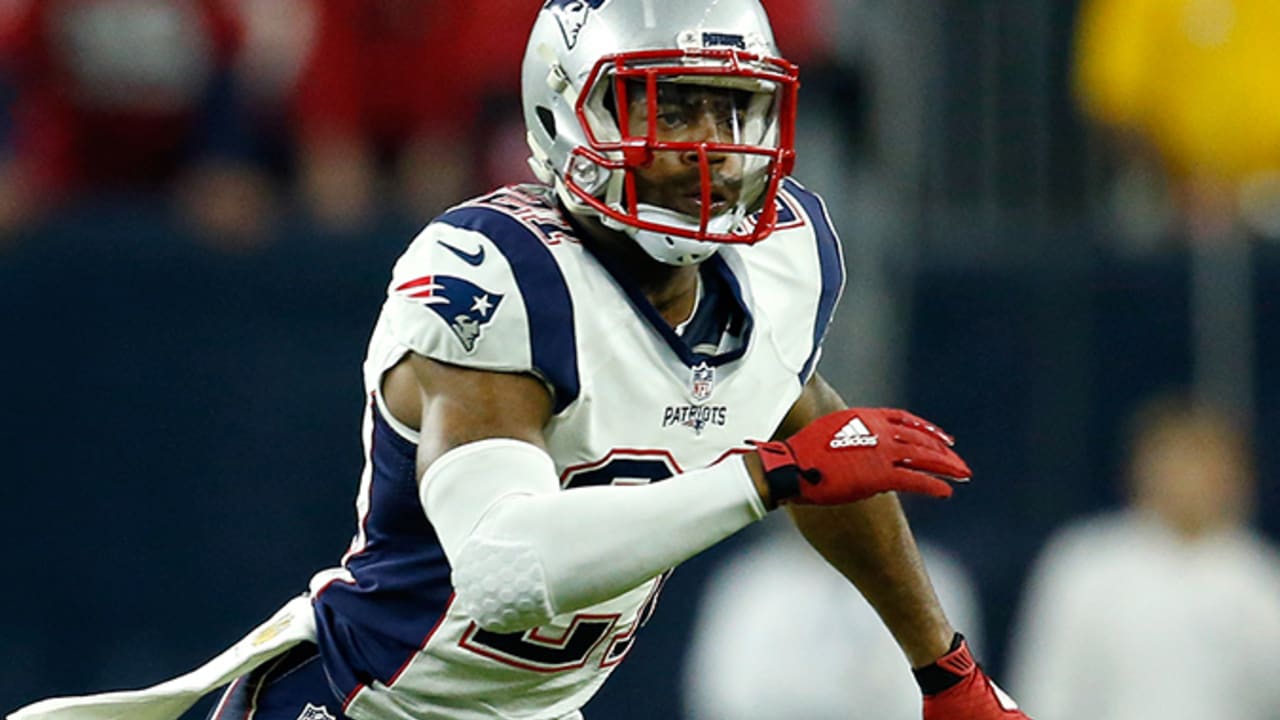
[{"x1": 207, "y1": 643, "x2": 351, "y2": 720}]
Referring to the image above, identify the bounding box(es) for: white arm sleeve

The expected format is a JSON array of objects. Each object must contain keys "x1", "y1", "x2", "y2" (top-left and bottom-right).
[{"x1": 420, "y1": 439, "x2": 767, "y2": 632}]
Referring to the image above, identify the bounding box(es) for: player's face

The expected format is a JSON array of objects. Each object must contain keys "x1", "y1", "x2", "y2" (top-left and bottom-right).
[{"x1": 625, "y1": 82, "x2": 748, "y2": 219}]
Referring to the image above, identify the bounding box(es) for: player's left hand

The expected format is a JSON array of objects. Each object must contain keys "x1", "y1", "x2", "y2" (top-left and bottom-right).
[{"x1": 915, "y1": 635, "x2": 1032, "y2": 719}]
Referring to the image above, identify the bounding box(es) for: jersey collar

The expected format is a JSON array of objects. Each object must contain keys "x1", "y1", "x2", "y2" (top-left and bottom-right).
[{"x1": 586, "y1": 245, "x2": 755, "y2": 368}]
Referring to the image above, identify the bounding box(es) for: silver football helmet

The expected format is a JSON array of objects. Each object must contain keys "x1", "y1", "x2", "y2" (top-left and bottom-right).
[{"x1": 522, "y1": 0, "x2": 799, "y2": 265}]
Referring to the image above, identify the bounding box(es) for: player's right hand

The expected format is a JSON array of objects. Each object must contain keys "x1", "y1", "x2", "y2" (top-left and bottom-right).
[{"x1": 750, "y1": 408, "x2": 970, "y2": 506}]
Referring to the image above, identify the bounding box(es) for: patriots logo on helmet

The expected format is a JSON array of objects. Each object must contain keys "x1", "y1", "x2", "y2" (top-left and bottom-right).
[
  {"x1": 395, "y1": 274, "x2": 504, "y2": 353},
  {"x1": 544, "y1": 0, "x2": 607, "y2": 49}
]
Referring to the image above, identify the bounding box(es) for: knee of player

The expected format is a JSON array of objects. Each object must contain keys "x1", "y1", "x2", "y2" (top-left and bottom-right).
[{"x1": 452, "y1": 534, "x2": 556, "y2": 633}]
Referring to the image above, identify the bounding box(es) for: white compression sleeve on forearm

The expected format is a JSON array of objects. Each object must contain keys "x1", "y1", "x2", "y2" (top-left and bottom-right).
[{"x1": 420, "y1": 439, "x2": 766, "y2": 632}]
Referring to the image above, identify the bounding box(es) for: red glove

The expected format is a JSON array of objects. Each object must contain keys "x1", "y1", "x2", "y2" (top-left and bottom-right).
[
  {"x1": 916, "y1": 634, "x2": 1031, "y2": 719},
  {"x1": 751, "y1": 408, "x2": 971, "y2": 506}
]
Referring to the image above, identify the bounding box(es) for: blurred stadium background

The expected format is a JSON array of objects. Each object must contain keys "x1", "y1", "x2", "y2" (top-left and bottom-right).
[{"x1": 2, "y1": 1, "x2": 1277, "y2": 718}]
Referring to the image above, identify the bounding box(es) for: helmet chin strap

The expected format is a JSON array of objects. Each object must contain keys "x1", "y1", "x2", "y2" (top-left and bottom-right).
[{"x1": 603, "y1": 203, "x2": 744, "y2": 266}]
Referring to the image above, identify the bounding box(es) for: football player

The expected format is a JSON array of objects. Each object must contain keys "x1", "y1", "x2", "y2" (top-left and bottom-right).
[{"x1": 9, "y1": 1, "x2": 1029, "y2": 719}]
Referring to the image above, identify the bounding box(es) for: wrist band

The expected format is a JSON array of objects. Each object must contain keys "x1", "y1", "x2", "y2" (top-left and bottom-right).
[{"x1": 912, "y1": 633, "x2": 969, "y2": 695}]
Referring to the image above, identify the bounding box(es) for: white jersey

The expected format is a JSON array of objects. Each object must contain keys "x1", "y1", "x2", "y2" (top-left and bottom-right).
[{"x1": 308, "y1": 180, "x2": 845, "y2": 720}]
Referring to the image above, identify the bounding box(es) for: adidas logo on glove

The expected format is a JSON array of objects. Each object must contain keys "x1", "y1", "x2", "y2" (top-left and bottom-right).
[{"x1": 830, "y1": 416, "x2": 878, "y2": 448}]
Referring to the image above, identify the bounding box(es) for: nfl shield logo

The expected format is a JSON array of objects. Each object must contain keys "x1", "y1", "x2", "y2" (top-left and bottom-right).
[
  {"x1": 296, "y1": 704, "x2": 336, "y2": 720},
  {"x1": 690, "y1": 362, "x2": 715, "y2": 403}
]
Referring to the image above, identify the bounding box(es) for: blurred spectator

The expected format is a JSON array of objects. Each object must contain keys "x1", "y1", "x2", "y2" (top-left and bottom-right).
[
  {"x1": 1007, "y1": 392, "x2": 1280, "y2": 719},
  {"x1": 288, "y1": 0, "x2": 535, "y2": 233},
  {"x1": 761, "y1": 0, "x2": 835, "y2": 68},
  {"x1": 1073, "y1": 0, "x2": 1280, "y2": 244},
  {"x1": 0, "y1": 0, "x2": 275, "y2": 250},
  {"x1": 682, "y1": 515, "x2": 983, "y2": 720}
]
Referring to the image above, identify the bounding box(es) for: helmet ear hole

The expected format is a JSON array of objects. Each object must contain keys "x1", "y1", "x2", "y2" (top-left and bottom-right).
[{"x1": 536, "y1": 106, "x2": 557, "y2": 139}]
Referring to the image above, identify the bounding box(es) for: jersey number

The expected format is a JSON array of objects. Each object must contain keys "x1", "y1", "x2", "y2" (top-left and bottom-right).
[{"x1": 459, "y1": 452, "x2": 679, "y2": 672}]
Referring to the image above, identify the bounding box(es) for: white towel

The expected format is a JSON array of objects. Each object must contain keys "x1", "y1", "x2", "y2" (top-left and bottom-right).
[{"x1": 8, "y1": 594, "x2": 316, "y2": 720}]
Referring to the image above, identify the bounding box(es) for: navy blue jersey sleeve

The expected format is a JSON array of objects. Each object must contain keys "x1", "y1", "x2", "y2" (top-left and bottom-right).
[{"x1": 781, "y1": 178, "x2": 846, "y2": 382}]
